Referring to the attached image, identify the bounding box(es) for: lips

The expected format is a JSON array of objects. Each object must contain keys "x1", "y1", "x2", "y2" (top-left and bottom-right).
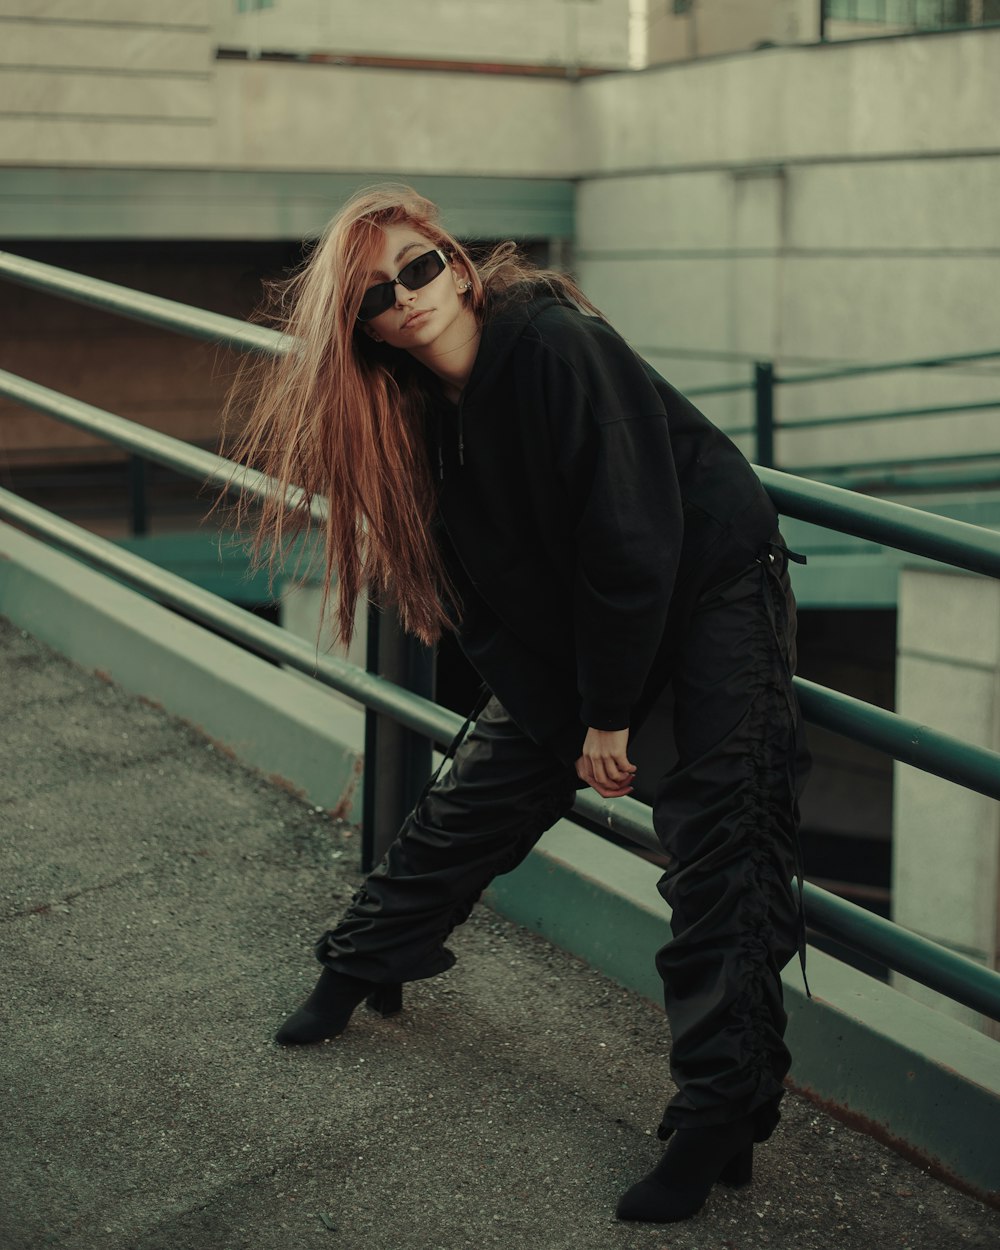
[{"x1": 402, "y1": 309, "x2": 430, "y2": 329}]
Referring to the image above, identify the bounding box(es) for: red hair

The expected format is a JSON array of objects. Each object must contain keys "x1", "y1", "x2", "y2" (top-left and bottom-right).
[{"x1": 225, "y1": 183, "x2": 598, "y2": 647}]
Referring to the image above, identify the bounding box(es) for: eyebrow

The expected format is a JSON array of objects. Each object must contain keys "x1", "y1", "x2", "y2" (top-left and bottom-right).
[
  {"x1": 394, "y1": 241, "x2": 424, "y2": 265},
  {"x1": 370, "y1": 241, "x2": 426, "y2": 282}
]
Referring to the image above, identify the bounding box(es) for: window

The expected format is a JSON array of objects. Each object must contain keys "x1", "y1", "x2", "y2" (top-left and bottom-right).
[{"x1": 824, "y1": 0, "x2": 999, "y2": 26}]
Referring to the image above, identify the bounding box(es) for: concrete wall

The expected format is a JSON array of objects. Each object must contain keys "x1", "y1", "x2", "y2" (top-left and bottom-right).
[
  {"x1": 210, "y1": 59, "x2": 578, "y2": 177},
  {"x1": 212, "y1": 0, "x2": 632, "y2": 70},
  {"x1": 0, "y1": 59, "x2": 577, "y2": 182},
  {"x1": 0, "y1": 1, "x2": 216, "y2": 165},
  {"x1": 647, "y1": 0, "x2": 820, "y2": 65},
  {"x1": 892, "y1": 566, "x2": 1000, "y2": 1037},
  {"x1": 575, "y1": 28, "x2": 1000, "y2": 468},
  {"x1": 0, "y1": 2, "x2": 579, "y2": 175}
]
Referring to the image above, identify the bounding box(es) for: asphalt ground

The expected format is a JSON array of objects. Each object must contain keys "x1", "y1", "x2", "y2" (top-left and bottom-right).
[{"x1": 2, "y1": 614, "x2": 999, "y2": 1250}]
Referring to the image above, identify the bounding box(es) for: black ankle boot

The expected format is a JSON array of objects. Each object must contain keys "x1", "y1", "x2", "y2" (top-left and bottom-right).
[
  {"x1": 274, "y1": 966, "x2": 378, "y2": 1045},
  {"x1": 616, "y1": 1116, "x2": 755, "y2": 1224}
]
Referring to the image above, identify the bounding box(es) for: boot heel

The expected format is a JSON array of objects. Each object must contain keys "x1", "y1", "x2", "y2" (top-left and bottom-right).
[
  {"x1": 719, "y1": 1145, "x2": 753, "y2": 1188},
  {"x1": 365, "y1": 984, "x2": 403, "y2": 1017}
]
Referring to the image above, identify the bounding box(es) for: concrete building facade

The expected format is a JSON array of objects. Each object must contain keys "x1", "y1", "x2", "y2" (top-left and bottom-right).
[{"x1": 213, "y1": 0, "x2": 633, "y2": 70}]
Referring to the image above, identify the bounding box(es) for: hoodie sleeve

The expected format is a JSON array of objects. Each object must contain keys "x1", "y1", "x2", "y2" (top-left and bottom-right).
[{"x1": 521, "y1": 311, "x2": 685, "y2": 731}]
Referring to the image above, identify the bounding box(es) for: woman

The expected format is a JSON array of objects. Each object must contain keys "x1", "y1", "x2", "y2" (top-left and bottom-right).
[{"x1": 230, "y1": 184, "x2": 809, "y2": 1225}]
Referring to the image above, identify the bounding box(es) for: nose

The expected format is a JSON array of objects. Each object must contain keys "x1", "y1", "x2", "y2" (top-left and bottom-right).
[{"x1": 394, "y1": 281, "x2": 417, "y2": 305}]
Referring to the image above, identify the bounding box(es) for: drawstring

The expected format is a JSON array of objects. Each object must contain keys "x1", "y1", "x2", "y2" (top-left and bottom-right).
[
  {"x1": 432, "y1": 399, "x2": 464, "y2": 475},
  {"x1": 413, "y1": 682, "x2": 491, "y2": 807},
  {"x1": 756, "y1": 540, "x2": 811, "y2": 998}
]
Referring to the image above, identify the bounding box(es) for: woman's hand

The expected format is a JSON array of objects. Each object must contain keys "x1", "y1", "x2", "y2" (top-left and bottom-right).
[{"x1": 576, "y1": 727, "x2": 636, "y2": 798}]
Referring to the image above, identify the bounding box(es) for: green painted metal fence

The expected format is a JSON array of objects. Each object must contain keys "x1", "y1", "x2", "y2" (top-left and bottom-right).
[
  {"x1": 2, "y1": 248, "x2": 999, "y2": 1024},
  {"x1": 636, "y1": 337, "x2": 1000, "y2": 488}
]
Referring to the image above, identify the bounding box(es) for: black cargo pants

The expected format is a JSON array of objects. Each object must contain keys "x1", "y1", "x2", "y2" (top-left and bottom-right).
[{"x1": 315, "y1": 543, "x2": 808, "y2": 1133}]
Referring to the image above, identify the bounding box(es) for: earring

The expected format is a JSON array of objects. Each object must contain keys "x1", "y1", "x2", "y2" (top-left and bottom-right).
[{"x1": 459, "y1": 281, "x2": 471, "y2": 292}]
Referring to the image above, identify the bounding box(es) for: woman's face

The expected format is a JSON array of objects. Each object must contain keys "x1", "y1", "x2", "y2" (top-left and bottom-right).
[{"x1": 360, "y1": 223, "x2": 472, "y2": 353}]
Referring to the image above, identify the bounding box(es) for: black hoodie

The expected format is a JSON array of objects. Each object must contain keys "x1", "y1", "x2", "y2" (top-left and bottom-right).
[{"x1": 424, "y1": 295, "x2": 778, "y2": 767}]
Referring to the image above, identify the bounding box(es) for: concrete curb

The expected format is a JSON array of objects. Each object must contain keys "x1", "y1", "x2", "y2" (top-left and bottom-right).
[{"x1": 0, "y1": 522, "x2": 364, "y2": 820}]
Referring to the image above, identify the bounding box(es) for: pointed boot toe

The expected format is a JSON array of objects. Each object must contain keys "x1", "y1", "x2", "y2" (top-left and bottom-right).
[{"x1": 274, "y1": 1005, "x2": 348, "y2": 1046}]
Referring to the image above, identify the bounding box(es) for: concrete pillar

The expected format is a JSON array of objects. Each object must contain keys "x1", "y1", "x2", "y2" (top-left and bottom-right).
[{"x1": 892, "y1": 567, "x2": 1000, "y2": 1037}]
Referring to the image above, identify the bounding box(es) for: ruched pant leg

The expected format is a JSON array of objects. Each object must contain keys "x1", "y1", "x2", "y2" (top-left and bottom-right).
[
  {"x1": 654, "y1": 547, "x2": 809, "y2": 1137},
  {"x1": 314, "y1": 696, "x2": 580, "y2": 985}
]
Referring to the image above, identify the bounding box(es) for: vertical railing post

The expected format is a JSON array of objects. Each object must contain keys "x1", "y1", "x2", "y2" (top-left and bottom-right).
[
  {"x1": 360, "y1": 605, "x2": 434, "y2": 1017},
  {"x1": 361, "y1": 605, "x2": 435, "y2": 875},
  {"x1": 754, "y1": 360, "x2": 776, "y2": 469},
  {"x1": 128, "y1": 455, "x2": 148, "y2": 536}
]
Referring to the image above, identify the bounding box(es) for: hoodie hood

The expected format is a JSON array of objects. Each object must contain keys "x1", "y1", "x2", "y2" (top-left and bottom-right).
[
  {"x1": 464, "y1": 292, "x2": 572, "y2": 403},
  {"x1": 427, "y1": 293, "x2": 578, "y2": 471}
]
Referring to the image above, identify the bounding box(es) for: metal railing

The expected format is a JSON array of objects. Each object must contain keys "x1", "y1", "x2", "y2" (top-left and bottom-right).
[
  {"x1": 820, "y1": 0, "x2": 1000, "y2": 39},
  {"x1": 2, "y1": 249, "x2": 1000, "y2": 1023},
  {"x1": 674, "y1": 351, "x2": 1000, "y2": 485},
  {"x1": 759, "y1": 352, "x2": 1000, "y2": 487}
]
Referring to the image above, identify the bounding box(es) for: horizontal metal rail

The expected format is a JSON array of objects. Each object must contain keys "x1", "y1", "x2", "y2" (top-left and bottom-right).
[
  {"x1": 790, "y1": 449, "x2": 1000, "y2": 479},
  {"x1": 639, "y1": 347, "x2": 1000, "y2": 400},
  {"x1": 5, "y1": 368, "x2": 1000, "y2": 800},
  {"x1": 781, "y1": 398, "x2": 1000, "y2": 430},
  {"x1": 0, "y1": 250, "x2": 288, "y2": 355},
  {"x1": 2, "y1": 485, "x2": 1000, "y2": 1023},
  {"x1": 0, "y1": 368, "x2": 325, "y2": 524},
  {"x1": 809, "y1": 465, "x2": 1000, "y2": 494},
  {"x1": 683, "y1": 378, "x2": 759, "y2": 399},
  {"x1": 773, "y1": 349, "x2": 1000, "y2": 388},
  {"x1": 795, "y1": 680, "x2": 1000, "y2": 801},
  {"x1": 758, "y1": 466, "x2": 1000, "y2": 579}
]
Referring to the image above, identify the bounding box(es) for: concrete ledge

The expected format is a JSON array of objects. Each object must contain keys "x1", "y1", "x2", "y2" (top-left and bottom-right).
[
  {"x1": 0, "y1": 523, "x2": 364, "y2": 820},
  {"x1": 486, "y1": 823, "x2": 1000, "y2": 1203},
  {"x1": 3, "y1": 520, "x2": 998, "y2": 1201}
]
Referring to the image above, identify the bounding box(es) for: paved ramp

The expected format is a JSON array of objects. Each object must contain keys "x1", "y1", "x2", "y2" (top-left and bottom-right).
[{"x1": 2, "y1": 616, "x2": 997, "y2": 1250}]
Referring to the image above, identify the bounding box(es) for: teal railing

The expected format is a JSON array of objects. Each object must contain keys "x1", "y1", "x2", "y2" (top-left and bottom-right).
[
  {"x1": 641, "y1": 349, "x2": 1000, "y2": 488},
  {"x1": 1, "y1": 248, "x2": 999, "y2": 1023}
]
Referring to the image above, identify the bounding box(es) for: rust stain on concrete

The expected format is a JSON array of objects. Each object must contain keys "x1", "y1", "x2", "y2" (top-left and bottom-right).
[{"x1": 789, "y1": 1080, "x2": 1000, "y2": 1210}]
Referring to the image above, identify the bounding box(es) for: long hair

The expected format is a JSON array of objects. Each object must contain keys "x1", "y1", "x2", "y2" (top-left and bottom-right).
[{"x1": 224, "y1": 183, "x2": 600, "y2": 647}]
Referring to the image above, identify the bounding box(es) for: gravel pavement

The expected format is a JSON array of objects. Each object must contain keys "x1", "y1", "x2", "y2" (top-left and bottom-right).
[{"x1": 2, "y1": 615, "x2": 998, "y2": 1250}]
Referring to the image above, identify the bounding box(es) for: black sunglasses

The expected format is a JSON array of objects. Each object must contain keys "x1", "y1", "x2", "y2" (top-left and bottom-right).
[{"x1": 357, "y1": 248, "x2": 449, "y2": 322}]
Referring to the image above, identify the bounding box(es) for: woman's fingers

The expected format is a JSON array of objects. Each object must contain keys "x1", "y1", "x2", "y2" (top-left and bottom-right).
[
  {"x1": 593, "y1": 752, "x2": 635, "y2": 790},
  {"x1": 594, "y1": 779, "x2": 634, "y2": 798},
  {"x1": 577, "y1": 728, "x2": 636, "y2": 798},
  {"x1": 575, "y1": 752, "x2": 635, "y2": 798}
]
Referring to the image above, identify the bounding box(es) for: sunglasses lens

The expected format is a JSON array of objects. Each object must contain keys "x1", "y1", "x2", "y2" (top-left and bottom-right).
[
  {"x1": 358, "y1": 282, "x2": 392, "y2": 322},
  {"x1": 399, "y1": 250, "x2": 446, "y2": 291}
]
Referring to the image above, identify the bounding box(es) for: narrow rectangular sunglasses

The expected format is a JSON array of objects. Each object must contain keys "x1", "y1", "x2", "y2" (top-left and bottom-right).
[{"x1": 357, "y1": 248, "x2": 449, "y2": 322}]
